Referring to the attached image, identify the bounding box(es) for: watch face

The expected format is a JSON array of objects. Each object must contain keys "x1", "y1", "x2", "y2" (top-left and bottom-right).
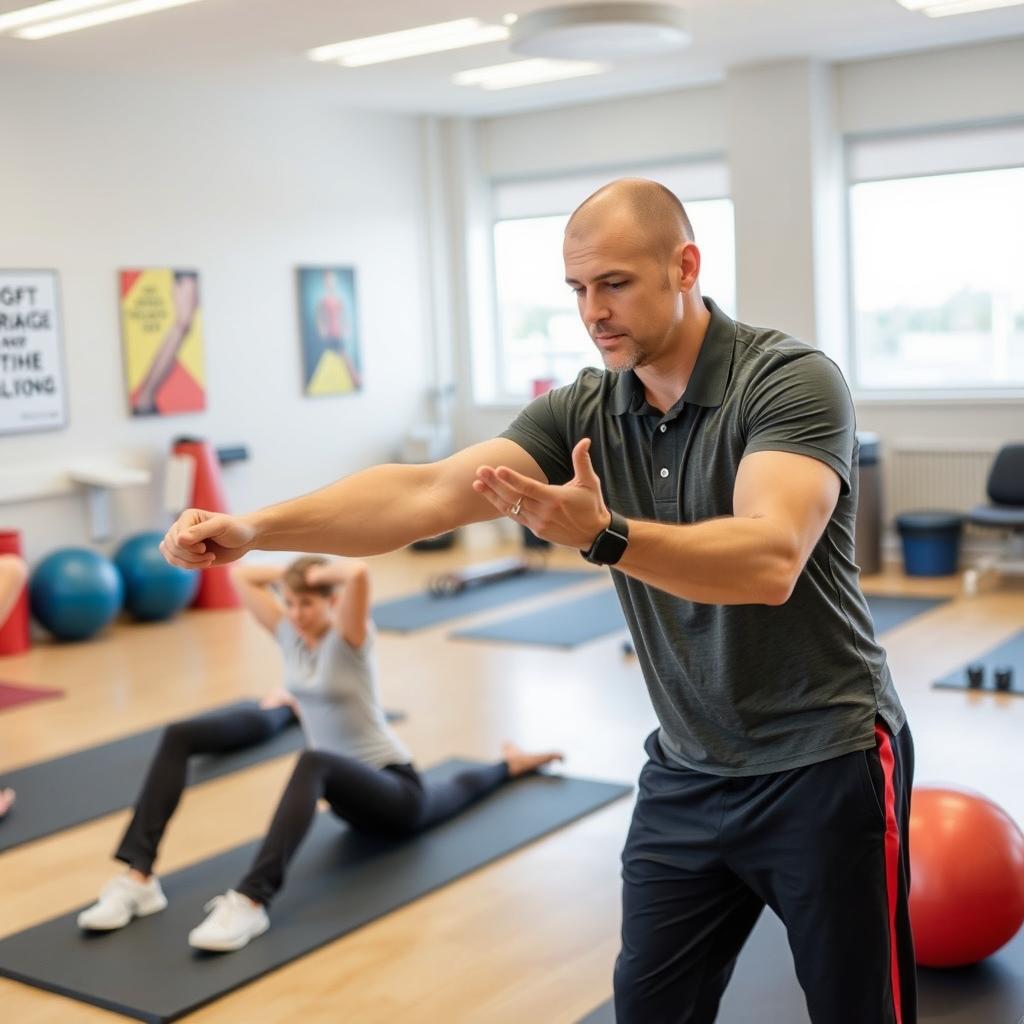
[
  {"x1": 589, "y1": 530, "x2": 627, "y2": 566},
  {"x1": 582, "y1": 512, "x2": 628, "y2": 565}
]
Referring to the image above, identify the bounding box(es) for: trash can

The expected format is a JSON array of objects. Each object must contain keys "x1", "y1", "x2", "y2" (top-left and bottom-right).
[
  {"x1": 855, "y1": 432, "x2": 882, "y2": 575},
  {"x1": 895, "y1": 511, "x2": 964, "y2": 577}
]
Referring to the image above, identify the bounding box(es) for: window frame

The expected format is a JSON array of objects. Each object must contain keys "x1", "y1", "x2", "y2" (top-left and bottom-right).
[{"x1": 844, "y1": 120, "x2": 1024, "y2": 402}]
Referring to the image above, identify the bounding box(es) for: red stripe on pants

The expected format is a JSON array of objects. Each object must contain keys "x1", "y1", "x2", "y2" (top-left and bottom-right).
[{"x1": 875, "y1": 723, "x2": 903, "y2": 1024}]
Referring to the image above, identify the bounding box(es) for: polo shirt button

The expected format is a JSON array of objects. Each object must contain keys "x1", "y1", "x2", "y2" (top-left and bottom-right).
[
  {"x1": 659, "y1": 468, "x2": 669, "y2": 478},
  {"x1": 659, "y1": 424, "x2": 667, "y2": 433}
]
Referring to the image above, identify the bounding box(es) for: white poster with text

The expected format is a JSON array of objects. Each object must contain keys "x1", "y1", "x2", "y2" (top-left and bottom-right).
[{"x1": 0, "y1": 269, "x2": 68, "y2": 434}]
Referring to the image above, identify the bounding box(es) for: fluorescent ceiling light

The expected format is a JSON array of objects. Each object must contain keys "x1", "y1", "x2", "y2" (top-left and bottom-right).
[
  {"x1": 308, "y1": 17, "x2": 511, "y2": 68},
  {"x1": 454, "y1": 57, "x2": 606, "y2": 90},
  {"x1": 15, "y1": 0, "x2": 207, "y2": 38},
  {"x1": 0, "y1": 0, "x2": 115, "y2": 34},
  {"x1": 897, "y1": 0, "x2": 1024, "y2": 13}
]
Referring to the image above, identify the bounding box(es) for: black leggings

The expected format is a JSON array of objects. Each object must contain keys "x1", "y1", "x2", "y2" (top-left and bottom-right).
[
  {"x1": 236, "y1": 750, "x2": 509, "y2": 906},
  {"x1": 115, "y1": 702, "x2": 296, "y2": 875}
]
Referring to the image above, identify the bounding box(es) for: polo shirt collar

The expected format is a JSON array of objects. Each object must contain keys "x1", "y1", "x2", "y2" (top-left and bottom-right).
[{"x1": 610, "y1": 297, "x2": 737, "y2": 415}]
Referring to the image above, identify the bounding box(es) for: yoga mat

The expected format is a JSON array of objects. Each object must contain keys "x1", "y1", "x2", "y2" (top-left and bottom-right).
[
  {"x1": 866, "y1": 594, "x2": 947, "y2": 634},
  {"x1": 578, "y1": 908, "x2": 1024, "y2": 1023},
  {"x1": 0, "y1": 680, "x2": 63, "y2": 712},
  {"x1": 448, "y1": 591, "x2": 944, "y2": 650},
  {"x1": 452, "y1": 588, "x2": 625, "y2": 649},
  {"x1": 934, "y1": 629, "x2": 1024, "y2": 696},
  {"x1": 372, "y1": 569, "x2": 595, "y2": 632},
  {"x1": 0, "y1": 761, "x2": 631, "y2": 1024},
  {"x1": 0, "y1": 702, "x2": 404, "y2": 853}
]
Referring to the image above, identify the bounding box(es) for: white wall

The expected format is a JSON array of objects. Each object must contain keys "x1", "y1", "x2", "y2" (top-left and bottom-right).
[
  {"x1": 0, "y1": 69, "x2": 433, "y2": 565},
  {"x1": 452, "y1": 36, "x2": 1024, "y2": 456}
]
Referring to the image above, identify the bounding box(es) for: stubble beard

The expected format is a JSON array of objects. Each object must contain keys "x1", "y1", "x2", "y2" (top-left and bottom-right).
[{"x1": 599, "y1": 339, "x2": 646, "y2": 373}]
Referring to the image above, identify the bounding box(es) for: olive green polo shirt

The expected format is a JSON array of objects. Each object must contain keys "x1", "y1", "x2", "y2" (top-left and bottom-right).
[{"x1": 501, "y1": 298, "x2": 905, "y2": 776}]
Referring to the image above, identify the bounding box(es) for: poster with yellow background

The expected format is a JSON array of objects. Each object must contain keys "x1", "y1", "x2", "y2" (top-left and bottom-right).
[{"x1": 120, "y1": 268, "x2": 206, "y2": 416}]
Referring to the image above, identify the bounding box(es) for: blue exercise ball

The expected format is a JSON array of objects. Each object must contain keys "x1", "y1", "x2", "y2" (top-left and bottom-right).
[
  {"x1": 114, "y1": 531, "x2": 199, "y2": 621},
  {"x1": 30, "y1": 548, "x2": 124, "y2": 641}
]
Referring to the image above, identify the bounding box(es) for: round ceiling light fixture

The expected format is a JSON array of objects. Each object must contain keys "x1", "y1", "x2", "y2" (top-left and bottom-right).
[{"x1": 509, "y1": 2, "x2": 691, "y2": 61}]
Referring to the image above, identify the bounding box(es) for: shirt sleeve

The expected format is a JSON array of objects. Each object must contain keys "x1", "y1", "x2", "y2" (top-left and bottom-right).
[
  {"x1": 498, "y1": 383, "x2": 578, "y2": 486},
  {"x1": 741, "y1": 351, "x2": 855, "y2": 494}
]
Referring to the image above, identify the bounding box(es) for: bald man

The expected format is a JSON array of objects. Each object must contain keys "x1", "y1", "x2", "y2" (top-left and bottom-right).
[{"x1": 162, "y1": 179, "x2": 914, "y2": 1024}]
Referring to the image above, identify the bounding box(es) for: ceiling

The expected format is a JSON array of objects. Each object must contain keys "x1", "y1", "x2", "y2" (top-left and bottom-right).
[{"x1": 0, "y1": 0, "x2": 1022, "y2": 117}]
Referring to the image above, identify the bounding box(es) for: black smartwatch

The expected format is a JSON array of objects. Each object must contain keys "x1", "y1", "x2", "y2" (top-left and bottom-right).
[{"x1": 581, "y1": 510, "x2": 630, "y2": 566}]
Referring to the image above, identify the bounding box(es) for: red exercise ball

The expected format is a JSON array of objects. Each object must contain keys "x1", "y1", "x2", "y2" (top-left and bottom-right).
[{"x1": 909, "y1": 785, "x2": 1024, "y2": 968}]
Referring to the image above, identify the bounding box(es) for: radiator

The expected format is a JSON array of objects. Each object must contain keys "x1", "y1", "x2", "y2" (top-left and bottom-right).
[{"x1": 883, "y1": 441, "x2": 998, "y2": 520}]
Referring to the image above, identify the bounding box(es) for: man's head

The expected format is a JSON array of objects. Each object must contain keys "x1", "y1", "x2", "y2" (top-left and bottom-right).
[
  {"x1": 564, "y1": 178, "x2": 702, "y2": 373},
  {"x1": 281, "y1": 555, "x2": 335, "y2": 634}
]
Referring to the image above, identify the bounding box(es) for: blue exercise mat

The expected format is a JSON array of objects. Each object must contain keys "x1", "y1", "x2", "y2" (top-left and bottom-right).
[
  {"x1": 0, "y1": 761, "x2": 631, "y2": 1024},
  {"x1": 577, "y1": 908, "x2": 1024, "y2": 1023},
  {"x1": 866, "y1": 594, "x2": 948, "y2": 634},
  {"x1": 372, "y1": 569, "x2": 595, "y2": 632},
  {"x1": 445, "y1": 590, "x2": 941, "y2": 650},
  {"x1": 934, "y1": 629, "x2": 1024, "y2": 696},
  {"x1": 452, "y1": 588, "x2": 625, "y2": 649}
]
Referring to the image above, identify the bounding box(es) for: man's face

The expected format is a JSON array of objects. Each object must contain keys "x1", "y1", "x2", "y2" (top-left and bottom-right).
[{"x1": 563, "y1": 218, "x2": 684, "y2": 373}]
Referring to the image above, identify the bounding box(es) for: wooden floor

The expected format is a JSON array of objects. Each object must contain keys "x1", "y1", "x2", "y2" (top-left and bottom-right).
[{"x1": 1, "y1": 544, "x2": 1022, "y2": 1024}]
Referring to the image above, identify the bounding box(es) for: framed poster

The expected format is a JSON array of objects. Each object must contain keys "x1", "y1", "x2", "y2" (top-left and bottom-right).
[
  {"x1": 296, "y1": 266, "x2": 362, "y2": 396},
  {"x1": 0, "y1": 269, "x2": 68, "y2": 435},
  {"x1": 120, "y1": 268, "x2": 206, "y2": 416}
]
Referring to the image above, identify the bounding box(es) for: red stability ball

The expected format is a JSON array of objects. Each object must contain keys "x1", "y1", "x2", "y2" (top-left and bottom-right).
[{"x1": 909, "y1": 785, "x2": 1024, "y2": 968}]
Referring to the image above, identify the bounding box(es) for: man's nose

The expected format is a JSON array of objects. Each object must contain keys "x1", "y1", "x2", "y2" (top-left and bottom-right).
[{"x1": 582, "y1": 290, "x2": 609, "y2": 327}]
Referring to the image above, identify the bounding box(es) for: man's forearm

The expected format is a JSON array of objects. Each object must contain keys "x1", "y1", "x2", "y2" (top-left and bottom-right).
[
  {"x1": 617, "y1": 516, "x2": 800, "y2": 606},
  {"x1": 242, "y1": 463, "x2": 456, "y2": 557}
]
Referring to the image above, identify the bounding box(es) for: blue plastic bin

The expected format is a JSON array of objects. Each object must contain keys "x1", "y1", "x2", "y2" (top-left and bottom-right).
[{"x1": 895, "y1": 511, "x2": 963, "y2": 576}]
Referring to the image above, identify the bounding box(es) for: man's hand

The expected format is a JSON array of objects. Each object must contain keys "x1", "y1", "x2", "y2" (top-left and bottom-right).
[
  {"x1": 160, "y1": 509, "x2": 256, "y2": 569},
  {"x1": 473, "y1": 438, "x2": 611, "y2": 550}
]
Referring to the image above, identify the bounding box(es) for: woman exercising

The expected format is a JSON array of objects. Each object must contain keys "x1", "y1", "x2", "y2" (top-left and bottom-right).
[
  {"x1": 79, "y1": 555, "x2": 562, "y2": 951},
  {"x1": 0, "y1": 553, "x2": 29, "y2": 821}
]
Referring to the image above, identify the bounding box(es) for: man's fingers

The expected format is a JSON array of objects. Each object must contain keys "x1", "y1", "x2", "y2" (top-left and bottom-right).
[
  {"x1": 472, "y1": 478, "x2": 510, "y2": 515},
  {"x1": 159, "y1": 539, "x2": 213, "y2": 569},
  {"x1": 571, "y1": 438, "x2": 599, "y2": 482},
  {"x1": 179, "y1": 516, "x2": 223, "y2": 546},
  {"x1": 494, "y1": 466, "x2": 544, "y2": 498},
  {"x1": 477, "y1": 466, "x2": 545, "y2": 510}
]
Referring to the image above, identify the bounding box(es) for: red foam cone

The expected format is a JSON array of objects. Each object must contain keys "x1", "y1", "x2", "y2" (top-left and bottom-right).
[
  {"x1": 172, "y1": 439, "x2": 241, "y2": 610},
  {"x1": 0, "y1": 530, "x2": 31, "y2": 655}
]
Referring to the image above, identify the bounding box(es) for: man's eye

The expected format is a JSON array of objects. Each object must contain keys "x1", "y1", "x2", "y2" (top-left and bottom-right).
[{"x1": 608, "y1": 281, "x2": 627, "y2": 290}]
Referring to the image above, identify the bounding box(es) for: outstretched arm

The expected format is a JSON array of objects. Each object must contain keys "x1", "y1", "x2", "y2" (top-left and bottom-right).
[{"x1": 161, "y1": 438, "x2": 547, "y2": 569}]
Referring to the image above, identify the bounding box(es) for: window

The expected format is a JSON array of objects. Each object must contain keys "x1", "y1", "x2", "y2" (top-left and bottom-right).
[
  {"x1": 848, "y1": 123, "x2": 1024, "y2": 393},
  {"x1": 488, "y1": 161, "x2": 735, "y2": 403}
]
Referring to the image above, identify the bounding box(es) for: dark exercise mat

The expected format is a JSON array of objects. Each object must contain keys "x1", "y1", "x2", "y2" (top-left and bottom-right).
[
  {"x1": 0, "y1": 760, "x2": 631, "y2": 1024},
  {"x1": 578, "y1": 908, "x2": 1024, "y2": 1023},
  {"x1": 452, "y1": 588, "x2": 625, "y2": 649},
  {"x1": 0, "y1": 702, "x2": 404, "y2": 854},
  {"x1": 865, "y1": 594, "x2": 947, "y2": 634},
  {"x1": 934, "y1": 629, "x2": 1024, "y2": 696},
  {"x1": 372, "y1": 568, "x2": 595, "y2": 632}
]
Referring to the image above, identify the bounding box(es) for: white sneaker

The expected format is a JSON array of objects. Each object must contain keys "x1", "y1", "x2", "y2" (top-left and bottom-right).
[
  {"x1": 77, "y1": 875, "x2": 168, "y2": 931},
  {"x1": 188, "y1": 890, "x2": 269, "y2": 952}
]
